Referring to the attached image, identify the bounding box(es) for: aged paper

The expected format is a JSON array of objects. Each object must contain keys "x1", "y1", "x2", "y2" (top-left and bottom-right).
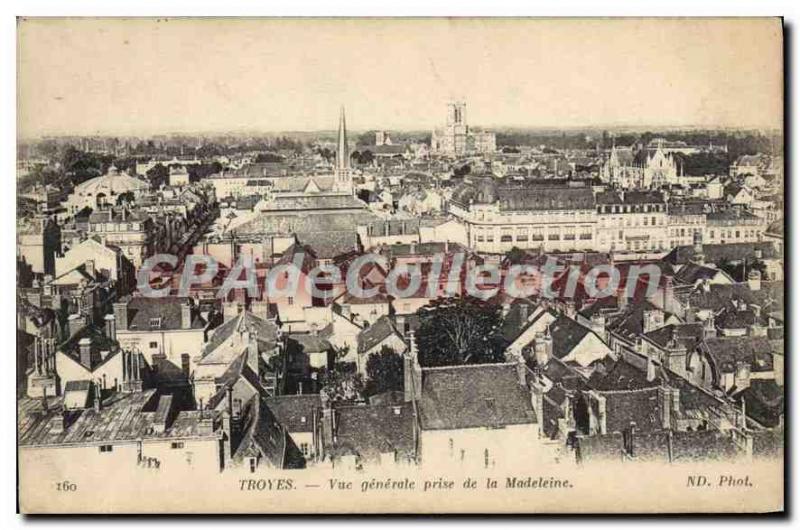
[{"x1": 17, "y1": 17, "x2": 784, "y2": 514}]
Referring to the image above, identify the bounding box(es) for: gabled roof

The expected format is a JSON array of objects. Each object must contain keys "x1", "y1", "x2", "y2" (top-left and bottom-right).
[
  {"x1": 264, "y1": 394, "x2": 321, "y2": 433},
  {"x1": 233, "y1": 395, "x2": 293, "y2": 468},
  {"x1": 664, "y1": 242, "x2": 781, "y2": 266},
  {"x1": 202, "y1": 310, "x2": 279, "y2": 364},
  {"x1": 418, "y1": 363, "x2": 536, "y2": 430},
  {"x1": 732, "y1": 380, "x2": 783, "y2": 428},
  {"x1": 549, "y1": 315, "x2": 595, "y2": 359},
  {"x1": 703, "y1": 336, "x2": 774, "y2": 374},
  {"x1": 124, "y1": 296, "x2": 206, "y2": 332},
  {"x1": 327, "y1": 402, "x2": 415, "y2": 463},
  {"x1": 357, "y1": 316, "x2": 403, "y2": 354}
]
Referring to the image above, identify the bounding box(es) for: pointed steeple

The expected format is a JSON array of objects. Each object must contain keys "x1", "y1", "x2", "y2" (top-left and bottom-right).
[
  {"x1": 333, "y1": 105, "x2": 353, "y2": 194},
  {"x1": 336, "y1": 105, "x2": 349, "y2": 171}
]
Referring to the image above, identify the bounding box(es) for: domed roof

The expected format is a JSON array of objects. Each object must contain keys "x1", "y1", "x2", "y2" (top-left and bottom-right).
[{"x1": 74, "y1": 167, "x2": 150, "y2": 197}]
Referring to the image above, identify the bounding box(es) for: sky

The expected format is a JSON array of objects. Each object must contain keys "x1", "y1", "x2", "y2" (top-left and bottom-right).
[{"x1": 17, "y1": 17, "x2": 783, "y2": 138}]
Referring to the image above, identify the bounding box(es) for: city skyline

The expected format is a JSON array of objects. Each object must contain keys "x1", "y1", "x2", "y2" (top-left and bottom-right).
[{"x1": 18, "y1": 18, "x2": 783, "y2": 138}]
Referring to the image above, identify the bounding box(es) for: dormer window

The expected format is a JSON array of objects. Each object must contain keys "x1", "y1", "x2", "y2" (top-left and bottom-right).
[{"x1": 149, "y1": 317, "x2": 162, "y2": 329}]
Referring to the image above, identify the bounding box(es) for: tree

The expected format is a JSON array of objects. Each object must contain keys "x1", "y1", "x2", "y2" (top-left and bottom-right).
[
  {"x1": 364, "y1": 346, "x2": 405, "y2": 397},
  {"x1": 146, "y1": 163, "x2": 169, "y2": 188},
  {"x1": 416, "y1": 296, "x2": 507, "y2": 367},
  {"x1": 320, "y1": 361, "x2": 364, "y2": 404}
]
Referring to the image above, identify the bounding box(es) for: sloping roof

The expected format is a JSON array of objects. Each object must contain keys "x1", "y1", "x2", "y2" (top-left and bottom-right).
[
  {"x1": 679, "y1": 282, "x2": 783, "y2": 314},
  {"x1": 202, "y1": 311, "x2": 279, "y2": 364},
  {"x1": 703, "y1": 337, "x2": 774, "y2": 374},
  {"x1": 328, "y1": 403, "x2": 416, "y2": 463},
  {"x1": 665, "y1": 242, "x2": 781, "y2": 266},
  {"x1": 124, "y1": 296, "x2": 205, "y2": 331},
  {"x1": 734, "y1": 380, "x2": 783, "y2": 428},
  {"x1": 233, "y1": 395, "x2": 292, "y2": 468},
  {"x1": 587, "y1": 359, "x2": 662, "y2": 391},
  {"x1": 673, "y1": 263, "x2": 727, "y2": 285},
  {"x1": 357, "y1": 316, "x2": 402, "y2": 354},
  {"x1": 264, "y1": 394, "x2": 321, "y2": 433},
  {"x1": 549, "y1": 315, "x2": 593, "y2": 359},
  {"x1": 418, "y1": 363, "x2": 536, "y2": 430},
  {"x1": 231, "y1": 211, "x2": 380, "y2": 237},
  {"x1": 296, "y1": 231, "x2": 359, "y2": 260}
]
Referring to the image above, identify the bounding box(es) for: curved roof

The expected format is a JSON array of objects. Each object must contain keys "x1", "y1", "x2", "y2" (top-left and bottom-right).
[{"x1": 74, "y1": 167, "x2": 150, "y2": 197}]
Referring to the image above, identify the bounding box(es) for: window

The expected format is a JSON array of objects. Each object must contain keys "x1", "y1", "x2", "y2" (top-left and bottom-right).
[
  {"x1": 287, "y1": 297, "x2": 294, "y2": 306},
  {"x1": 500, "y1": 235, "x2": 513, "y2": 243},
  {"x1": 149, "y1": 317, "x2": 162, "y2": 329},
  {"x1": 99, "y1": 445, "x2": 113, "y2": 453},
  {"x1": 149, "y1": 341, "x2": 158, "y2": 349},
  {"x1": 484, "y1": 448, "x2": 490, "y2": 469},
  {"x1": 300, "y1": 443, "x2": 310, "y2": 456},
  {"x1": 171, "y1": 441, "x2": 185, "y2": 449},
  {"x1": 249, "y1": 457, "x2": 257, "y2": 473}
]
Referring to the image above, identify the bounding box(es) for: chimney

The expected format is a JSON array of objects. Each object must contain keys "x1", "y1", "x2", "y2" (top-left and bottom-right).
[
  {"x1": 660, "y1": 386, "x2": 671, "y2": 429},
  {"x1": 84, "y1": 259, "x2": 95, "y2": 278},
  {"x1": 67, "y1": 313, "x2": 85, "y2": 337},
  {"x1": 246, "y1": 329, "x2": 259, "y2": 375},
  {"x1": 93, "y1": 381, "x2": 102, "y2": 412},
  {"x1": 180, "y1": 300, "x2": 192, "y2": 329},
  {"x1": 747, "y1": 270, "x2": 762, "y2": 291},
  {"x1": 250, "y1": 300, "x2": 269, "y2": 321},
  {"x1": 104, "y1": 314, "x2": 116, "y2": 341},
  {"x1": 691, "y1": 231, "x2": 704, "y2": 264},
  {"x1": 646, "y1": 353, "x2": 656, "y2": 382},
  {"x1": 516, "y1": 354, "x2": 527, "y2": 387},
  {"x1": 617, "y1": 287, "x2": 628, "y2": 310},
  {"x1": 79, "y1": 337, "x2": 93, "y2": 368},
  {"x1": 519, "y1": 303, "x2": 529, "y2": 323},
  {"x1": 113, "y1": 301, "x2": 129, "y2": 331},
  {"x1": 223, "y1": 301, "x2": 240, "y2": 322},
  {"x1": 534, "y1": 330, "x2": 553, "y2": 366},
  {"x1": 403, "y1": 331, "x2": 422, "y2": 402}
]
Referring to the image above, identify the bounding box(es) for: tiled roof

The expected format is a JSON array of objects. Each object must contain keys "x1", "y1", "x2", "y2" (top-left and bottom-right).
[
  {"x1": 328, "y1": 402, "x2": 416, "y2": 463},
  {"x1": 732, "y1": 380, "x2": 783, "y2": 428},
  {"x1": 357, "y1": 316, "x2": 402, "y2": 354},
  {"x1": 265, "y1": 394, "x2": 321, "y2": 433},
  {"x1": 665, "y1": 242, "x2": 781, "y2": 266},
  {"x1": 549, "y1": 315, "x2": 594, "y2": 360},
  {"x1": 703, "y1": 337, "x2": 774, "y2": 374},
  {"x1": 19, "y1": 389, "x2": 214, "y2": 447},
  {"x1": 125, "y1": 296, "x2": 206, "y2": 331},
  {"x1": 418, "y1": 363, "x2": 536, "y2": 430}
]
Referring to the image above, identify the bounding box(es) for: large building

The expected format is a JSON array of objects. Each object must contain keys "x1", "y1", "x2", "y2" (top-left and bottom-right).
[{"x1": 431, "y1": 102, "x2": 496, "y2": 156}]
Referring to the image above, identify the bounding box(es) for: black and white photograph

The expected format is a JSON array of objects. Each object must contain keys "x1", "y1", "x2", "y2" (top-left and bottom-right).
[{"x1": 12, "y1": 15, "x2": 785, "y2": 514}]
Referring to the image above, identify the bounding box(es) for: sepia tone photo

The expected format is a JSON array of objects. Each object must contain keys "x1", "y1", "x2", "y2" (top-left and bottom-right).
[{"x1": 16, "y1": 17, "x2": 784, "y2": 514}]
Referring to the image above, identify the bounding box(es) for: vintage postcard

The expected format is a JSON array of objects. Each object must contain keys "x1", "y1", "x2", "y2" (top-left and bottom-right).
[{"x1": 16, "y1": 17, "x2": 784, "y2": 514}]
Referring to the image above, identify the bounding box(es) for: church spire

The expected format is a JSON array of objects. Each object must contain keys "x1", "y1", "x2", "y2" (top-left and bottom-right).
[
  {"x1": 333, "y1": 105, "x2": 353, "y2": 194},
  {"x1": 336, "y1": 105, "x2": 349, "y2": 171}
]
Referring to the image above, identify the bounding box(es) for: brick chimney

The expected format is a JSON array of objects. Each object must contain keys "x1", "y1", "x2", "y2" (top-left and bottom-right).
[
  {"x1": 67, "y1": 313, "x2": 85, "y2": 337},
  {"x1": 79, "y1": 337, "x2": 93, "y2": 368},
  {"x1": 113, "y1": 301, "x2": 129, "y2": 331},
  {"x1": 180, "y1": 300, "x2": 192, "y2": 329},
  {"x1": 104, "y1": 314, "x2": 116, "y2": 341}
]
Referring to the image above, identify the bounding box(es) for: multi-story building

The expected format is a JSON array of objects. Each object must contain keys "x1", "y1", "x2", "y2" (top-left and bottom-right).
[
  {"x1": 447, "y1": 178, "x2": 596, "y2": 254},
  {"x1": 595, "y1": 190, "x2": 669, "y2": 252},
  {"x1": 86, "y1": 207, "x2": 154, "y2": 267}
]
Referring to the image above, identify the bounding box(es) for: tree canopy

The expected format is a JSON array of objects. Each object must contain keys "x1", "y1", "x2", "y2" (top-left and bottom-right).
[
  {"x1": 364, "y1": 346, "x2": 405, "y2": 397},
  {"x1": 415, "y1": 296, "x2": 507, "y2": 367}
]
